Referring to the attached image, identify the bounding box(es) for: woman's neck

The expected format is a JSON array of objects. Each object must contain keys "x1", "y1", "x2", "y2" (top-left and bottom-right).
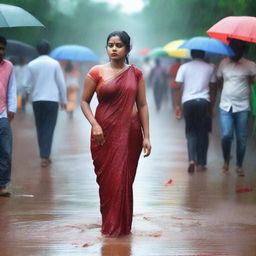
[{"x1": 110, "y1": 59, "x2": 126, "y2": 70}]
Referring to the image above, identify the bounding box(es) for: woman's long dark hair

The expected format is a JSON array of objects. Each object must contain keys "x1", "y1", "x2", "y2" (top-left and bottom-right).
[{"x1": 106, "y1": 31, "x2": 131, "y2": 64}]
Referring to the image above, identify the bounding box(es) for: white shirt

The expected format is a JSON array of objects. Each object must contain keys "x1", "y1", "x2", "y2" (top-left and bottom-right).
[
  {"x1": 176, "y1": 59, "x2": 216, "y2": 104},
  {"x1": 0, "y1": 70, "x2": 17, "y2": 118},
  {"x1": 23, "y1": 55, "x2": 67, "y2": 104},
  {"x1": 217, "y1": 57, "x2": 256, "y2": 112}
]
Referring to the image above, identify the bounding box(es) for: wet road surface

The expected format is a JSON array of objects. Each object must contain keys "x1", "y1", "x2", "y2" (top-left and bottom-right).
[{"x1": 0, "y1": 92, "x2": 256, "y2": 256}]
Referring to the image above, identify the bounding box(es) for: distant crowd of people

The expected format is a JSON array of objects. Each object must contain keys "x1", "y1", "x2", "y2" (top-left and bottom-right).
[
  {"x1": 0, "y1": 36, "x2": 85, "y2": 197},
  {"x1": 142, "y1": 38, "x2": 255, "y2": 177}
]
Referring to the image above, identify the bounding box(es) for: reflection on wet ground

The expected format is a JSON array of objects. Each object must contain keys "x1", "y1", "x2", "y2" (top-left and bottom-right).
[{"x1": 0, "y1": 92, "x2": 256, "y2": 256}]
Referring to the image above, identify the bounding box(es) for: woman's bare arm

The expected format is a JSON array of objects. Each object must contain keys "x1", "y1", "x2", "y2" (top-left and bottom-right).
[
  {"x1": 136, "y1": 78, "x2": 151, "y2": 157},
  {"x1": 81, "y1": 76, "x2": 105, "y2": 146}
]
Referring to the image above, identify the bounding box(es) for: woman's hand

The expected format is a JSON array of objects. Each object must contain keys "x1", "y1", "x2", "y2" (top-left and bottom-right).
[
  {"x1": 92, "y1": 123, "x2": 105, "y2": 146},
  {"x1": 143, "y1": 138, "x2": 151, "y2": 157}
]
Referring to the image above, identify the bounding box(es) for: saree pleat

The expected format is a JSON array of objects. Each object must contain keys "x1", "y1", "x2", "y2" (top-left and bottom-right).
[{"x1": 91, "y1": 65, "x2": 143, "y2": 237}]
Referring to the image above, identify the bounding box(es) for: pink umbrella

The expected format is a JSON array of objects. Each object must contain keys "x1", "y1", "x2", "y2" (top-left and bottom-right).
[{"x1": 207, "y1": 16, "x2": 256, "y2": 44}]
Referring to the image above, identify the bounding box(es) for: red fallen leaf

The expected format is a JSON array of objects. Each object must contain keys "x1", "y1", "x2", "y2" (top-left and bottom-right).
[
  {"x1": 192, "y1": 253, "x2": 226, "y2": 256},
  {"x1": 148, "y1": 233, "x2": 161, "y2": 237},
  {"x1": 164, "y1": 179, "x2": 173, "y2": 186},
  {"x1": 236, "y1": 187, "x2": 253, "y2": 193},
  {"x1": 151, "y1": 234, "x2": 161, "y2": 237}
]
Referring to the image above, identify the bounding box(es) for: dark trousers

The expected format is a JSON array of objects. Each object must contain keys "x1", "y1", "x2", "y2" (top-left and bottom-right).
[
  {"x1": 183, "y1": 99, "x2": 211, "y2": 166},
  {"x1": 0, "y1": 118, "x2": 12, "y2": 187},
  {"x1": 32, "y1": 101, "x2": 58, "y2": 159}
]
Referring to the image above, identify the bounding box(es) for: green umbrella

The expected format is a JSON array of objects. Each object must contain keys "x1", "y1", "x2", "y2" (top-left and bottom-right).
[
  {"x1": 147, "y1": 47, "x2": 168, "y2": 58},
  {"x1": 0, "y1": 4, "x2": 44, "y2": 27}
]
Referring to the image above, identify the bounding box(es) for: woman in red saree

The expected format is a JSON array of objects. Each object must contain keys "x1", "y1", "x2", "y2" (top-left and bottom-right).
[{"x1": 81, "y1": 31, "x2": 151, "y2": 237}]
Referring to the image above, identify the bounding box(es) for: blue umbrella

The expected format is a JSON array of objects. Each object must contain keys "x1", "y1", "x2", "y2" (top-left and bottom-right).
[
  {"x1": 178, "y1": 36, "x2": 234, "y2": 56},
  {"x1": 50, "y1": 45, "x2": 99, "y2": 62}
]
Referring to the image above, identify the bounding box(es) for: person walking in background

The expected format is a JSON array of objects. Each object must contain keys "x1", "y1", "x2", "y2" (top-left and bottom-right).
[
  {"x1": 23, "y1": 40, "x2": 67, "y2": 168},
  {"x1": 0, "y1": 36, "x2": 17, "y2": 197},
  {"x1": 64, "y1": 61, "x2": 81, "y2": 118},
  {"x1": 169, "y1": 59, "x2": 181, "y2": 109},
  {"x1": 175, "y1": 50, "x2": 217, "y2": 173},
  {"x1": 141, "y1": 56, "x2": 152, "y2": 89},
  {"x1": 81, "y1": 31, "x2": 151, "y2": 237},
  {"x1": 12, "y1": 57, "x2": 29, "y2": 112},
  {"x1": 217, "y1": 39, "x2": 256, "y2": 176},
  {"x1": 149, "y1": 58, "x2": 168, "y2": 111}
]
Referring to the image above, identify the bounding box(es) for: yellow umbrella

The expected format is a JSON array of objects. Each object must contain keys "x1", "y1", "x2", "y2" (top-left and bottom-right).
[{"x1": 163, "y1": 39, "x2": 190, "y2": 58}]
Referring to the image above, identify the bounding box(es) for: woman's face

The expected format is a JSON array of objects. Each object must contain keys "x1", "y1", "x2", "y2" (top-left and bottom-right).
[{"x1": 106, "y1": 36, "x2": 128, "y2": 61}]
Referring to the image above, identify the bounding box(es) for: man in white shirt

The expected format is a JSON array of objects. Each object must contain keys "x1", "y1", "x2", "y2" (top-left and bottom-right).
[
  {"x1": 175, "y1": 50, "x2": 217, "y2": 173},
  {"x1": 23, "y1": 40, "x2": 67, "y2": 167},
  {"x1": 217, "y1": 39, "x2": 256, "y2": 176},
  {"x1": 0, "y1": 36, "x2": 17, "y2": 196}
]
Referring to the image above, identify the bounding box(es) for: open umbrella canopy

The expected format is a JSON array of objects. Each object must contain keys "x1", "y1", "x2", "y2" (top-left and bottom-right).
[
  {"x1": 147, "y1": 47, "x2": 168, "y2": 58},
  {"x1": 0, "y1": 4, "x2": 44, "y2": 27},
  {"x1": 50, "y1": 45, "x2": 99, "y2": 62},
  {"x1": 179, "y1": 36, "x2": 234, "y2": 56},
  {"x1": 163, "y1": 39, "x2": 190, "y2": 58},
  {"x1": 6, "y1": 40, "x2": 38, "y2": 62},
  {"x1": 207, "y1": 16, "x2": 256, "y2": 44}
]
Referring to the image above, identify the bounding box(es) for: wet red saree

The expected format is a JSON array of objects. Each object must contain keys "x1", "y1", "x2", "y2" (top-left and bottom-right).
[{"x1": 88, "y1": 65, "x2": 143, "y2": 237}]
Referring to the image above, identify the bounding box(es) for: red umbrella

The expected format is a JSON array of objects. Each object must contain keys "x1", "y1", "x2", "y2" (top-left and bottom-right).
[
  {"x1": 136, "y1": 48, "x2": 151, "y2": 55},
  {"x1": 207, "y1": 16, "x2": 256, "y2": 44}
]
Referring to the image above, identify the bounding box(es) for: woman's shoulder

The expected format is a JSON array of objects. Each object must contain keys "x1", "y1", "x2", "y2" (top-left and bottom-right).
[
  {"x1": 130, "y1": 65, "x2": 143, "y2": 82},
  {"x1": 88, "y1": 65, "x2": 104, "y2": 82},
  {"x1": 131, "y1": 64, "x2": 143, "y2": 79},
  {"x1": 88, "y1": 64, "x2": 103, "y2": 73},
  {"x1": 131, "y1": 64, "x2": 142, "y2": 72}
]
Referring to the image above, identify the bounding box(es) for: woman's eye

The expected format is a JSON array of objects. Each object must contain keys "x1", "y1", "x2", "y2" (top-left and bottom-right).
[
  {"x1": 116, "y1": 44, "x2": 123, "y2": 48},
  {"x1": 108, "y1": 44, "x2": 114, "y2": 48}
]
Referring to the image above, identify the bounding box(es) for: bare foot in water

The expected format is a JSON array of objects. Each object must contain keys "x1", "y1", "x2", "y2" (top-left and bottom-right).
[
  {"x1": 222, "y1": 162, "x2": 229, "y2": 173},
  {"x1": 0, "y1": 186, "x2": 11, "y2": 197},
  {"x1": 236, "y1": 167, "x2": 245, "y2": 177},
  {"x1": 187, "y1": 161, "x2": 195, "y2": 173}
]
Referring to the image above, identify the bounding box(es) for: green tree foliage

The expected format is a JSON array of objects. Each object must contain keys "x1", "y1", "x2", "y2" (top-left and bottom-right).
[
  {"x1": 139, "y1": 0, "x2": 256, "y2": 56},
  {"x1": 0, "y1": 0, "x2": 139, "y2": 55},
  {"x1": 139, "y1": 0, "x2": 256, "y2": 45},
  {"x1": 1, "y1": 0, "x2": 256, "y2": 57}
]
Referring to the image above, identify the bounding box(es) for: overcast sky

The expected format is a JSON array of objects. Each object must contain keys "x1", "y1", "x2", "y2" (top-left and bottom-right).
[{"x1": 92, "y1": 0, "x2": 146, "y2": 14}]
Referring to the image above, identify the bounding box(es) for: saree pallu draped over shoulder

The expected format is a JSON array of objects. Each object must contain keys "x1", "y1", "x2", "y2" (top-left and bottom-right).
[{"x1": 90, "y1": 65, "x2": 143, "y2": 237}]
